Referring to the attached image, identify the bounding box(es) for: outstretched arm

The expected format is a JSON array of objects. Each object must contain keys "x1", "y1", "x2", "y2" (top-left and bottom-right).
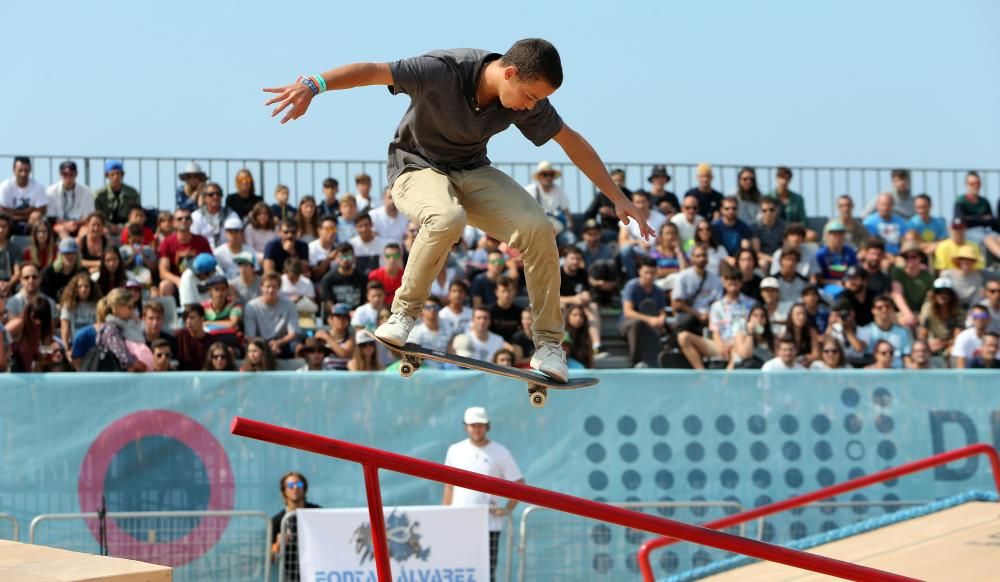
[
  {"x1": 264, "y1": 62, "x2": 394, "y2": 124},
  {"x1": 553, "y1": 124, "x2": 655, "y2": 240}
]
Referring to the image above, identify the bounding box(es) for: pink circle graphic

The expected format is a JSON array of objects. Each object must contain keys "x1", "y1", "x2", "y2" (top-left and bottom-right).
[{"x1": 78, "y1": 409, "x2": 235, "y2": 566}]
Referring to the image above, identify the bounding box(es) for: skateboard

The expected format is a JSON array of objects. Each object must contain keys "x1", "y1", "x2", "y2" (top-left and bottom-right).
[{"x1": 366, "y1": 331, "x2": 599, "y2": 408}]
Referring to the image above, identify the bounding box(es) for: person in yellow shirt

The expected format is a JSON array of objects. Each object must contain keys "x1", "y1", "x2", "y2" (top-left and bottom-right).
[{"x1": 934, "y1": 217, "x2": 984, "y2": 272}]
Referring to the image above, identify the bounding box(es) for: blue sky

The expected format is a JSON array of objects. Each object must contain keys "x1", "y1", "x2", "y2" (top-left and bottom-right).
[{"x1": 3, "y1": 1, "x2": 998, "y2": 172}]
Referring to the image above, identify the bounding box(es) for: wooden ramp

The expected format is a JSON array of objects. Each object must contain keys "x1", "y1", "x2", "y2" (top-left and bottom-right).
[
  {"x1": 706, "y1": 502, "x2": 1000, "y2": 582},
  {"x1": 0, "y1": 540, "x2": 171, "y2": 581}
]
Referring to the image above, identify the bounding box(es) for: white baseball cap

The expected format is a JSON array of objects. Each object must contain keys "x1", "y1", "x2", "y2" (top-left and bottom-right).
[
  {"x1": 464, "y1": 406, "x2": 489, "y2": 425},
  {"x1": 760, "y1": 277, "x2": 780, "y2": 290}
]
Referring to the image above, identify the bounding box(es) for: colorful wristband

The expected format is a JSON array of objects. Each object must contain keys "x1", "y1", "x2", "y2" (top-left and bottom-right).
[
  {"x1": 300, "y1": 77, "x2": 319, "y2": 96},
  {"x1": 312, "y1": 75, "x2": 327, "y2": 93}
]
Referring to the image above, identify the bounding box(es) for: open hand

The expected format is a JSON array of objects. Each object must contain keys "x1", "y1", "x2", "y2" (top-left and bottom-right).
[
  {"x1": 615, "y1": 200, "x2": 656, "y2": 240},
  {"x1": 263, "y1": 77, "x2": 315, "y2": 124}
]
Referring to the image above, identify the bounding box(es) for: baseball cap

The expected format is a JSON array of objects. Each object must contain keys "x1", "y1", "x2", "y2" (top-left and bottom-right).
[
  {"x1": 58, "y1": 238, "x2": 79, "y2": 254},
  {"x1": 104, "y1": 160, "x2": 124, "y2": 174},
  {"x1": 452, "y1": 334, "x2": 474, "y2": 358},
  {"x1": 203, "y1": 274, "x2": 228, "y2": 288},
  {"x1": 844, "y1": 265, "x2": 867, "y2": 279},
  {"x1": 233, "y1": 252, "x2": 255, "y2": 267},
  {"x1": 223, "y1": 216, "x2": 243, "y2": 230},
  {"x1": 582, "y1": 218, "x2": 600, "y2": 232},
  {"x1": 951, "y1": 217, "x2": 967, "y2": 229},
  {"x1": 124, "y1": 280, "x2": 143, "y2": 290},
  {"x1": 355, "y1": 330, "x2": 375, "y2": 344},
  {"x1": 826, "y1": 220, "x2": 846, "y2": 232},
  {"x1": 463, "y1": 406, "x2": 489, "y2": 425},
  {"x1": 58, "y1": 160, "x2": 77, "y2": 173},
  {"x1": 932, "y1": 277, "x2": 954, "y2": 290},
  {"x1": 192, "y1": 253, "x2": 217, "y2": 275},
  {"x1": 760, "y1": 276, "x2": 780, "y2": 290},
  {"x1": 330, "y1": 303, "x2": 351, "y2": 316}
]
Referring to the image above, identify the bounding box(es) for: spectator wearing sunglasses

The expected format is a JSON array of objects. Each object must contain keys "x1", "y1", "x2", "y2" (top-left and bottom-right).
[
  {"x1": 191, "y1": 182, "x2": 238, "y2": 248},
  {"x1": 263, "y1": 218, "x2": 309, "y2": 276},
  {"x1": 865, "y1": 339, "x2": 896, "y2": 369},
  {"x1": 367, "y1": 242, "x2": 404, "y2": 305},
  {"x1": 855, "y1": 295, "x2": 912, "y2": 368},
  {"x1": 270, "y1": 472, "x2": 321, "y2": 570}
]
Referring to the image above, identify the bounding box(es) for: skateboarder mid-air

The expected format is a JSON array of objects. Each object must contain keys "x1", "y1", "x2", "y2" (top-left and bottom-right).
[{"x1": 265, "y1": 38, "x2": 654, "y2": 382}]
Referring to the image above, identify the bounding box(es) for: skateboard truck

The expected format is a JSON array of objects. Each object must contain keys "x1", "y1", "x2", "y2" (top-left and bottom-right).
[
  {"x1": 398, "y1": 355, "x2": 421, "y2": 378},
  {"x1": 528, "y1": 385, "x2": 547, "y2": 408}
]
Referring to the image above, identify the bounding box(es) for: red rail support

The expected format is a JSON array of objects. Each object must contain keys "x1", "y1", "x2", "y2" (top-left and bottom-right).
[
  {"x1": 231, "y1": 416, "x2": 918, "y2": 582},
  {"x1": 637, "y1": 442, "x2": 1000, "y2": 581}
]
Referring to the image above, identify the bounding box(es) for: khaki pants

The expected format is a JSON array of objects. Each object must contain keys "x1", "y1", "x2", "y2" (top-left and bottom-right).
[{"x1": 391, "y1": 166, "x2": 563, "y2": 346}]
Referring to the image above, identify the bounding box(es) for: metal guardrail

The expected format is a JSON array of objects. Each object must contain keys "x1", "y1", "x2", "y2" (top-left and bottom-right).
[
  {"x1": 3, "y1": 154, "x2": 996, "y2": 218},
  {"x1": 517, "y1": 500, "x2": 750, "y2": 582},
  {"x1": 0, "y1": 513, "x2": 19, "y2": 541},
  {"x1": 29, "y1": 509, "x2": 271, "y2": 582},
  {"x1": 278, "y1": 509, "x2": 514, "y2": 582}
]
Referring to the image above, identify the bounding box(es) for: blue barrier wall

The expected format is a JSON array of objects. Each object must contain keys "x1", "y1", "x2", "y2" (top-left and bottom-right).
[{"x1": 1, "y1": 370, "x2": 998, "y2": 578}]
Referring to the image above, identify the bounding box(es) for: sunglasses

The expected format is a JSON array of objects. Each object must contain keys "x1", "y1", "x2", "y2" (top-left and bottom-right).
[
  {"x1": 538, "y1": 172, "x2": 556, "y2": 178},
  {"x1": 384, "y1": 252, "x2": 401, "y2": 259},
  {"x1": 285, "y1": 481, "x2": 304, "y2": 490},
  {"x1": 174, "y1": 216, "x2": 192, "y2": 221},
  {"x1": 281, "y1": 230, "x2": 296, "y2": 235},
  {"x1": 204, "y1": 191, "x2": 222, "y2": 197},
  {"x1": 423, "y1": 304, "x2": 441, "y2": 311},
  {"x1": 489, "y1": 259, "x2": 506, "y2": 266},
  {"x1": 211, "y1": 353, "x2": 227, "y2": 360}
]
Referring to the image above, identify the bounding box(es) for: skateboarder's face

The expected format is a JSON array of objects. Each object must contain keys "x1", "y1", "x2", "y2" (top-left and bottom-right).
[{"x1": 498, "y1": 68, "x2": 555, "y2": 112}]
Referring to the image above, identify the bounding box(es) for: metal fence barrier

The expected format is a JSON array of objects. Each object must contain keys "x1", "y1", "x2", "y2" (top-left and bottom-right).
[
  {"x1": 29, "y1": 510, "x2": 271, "y2": 582},
  {"x1": 517, "y1": 500, "x2": 748, "y2": 582},
  {"x1": 277, "y1": 510, "x2": 514, "y2": 582},
  {"x1": 3, "y1": 154, "x2": 996, "y2": 219},
  {"x1": 0, "y1": 513, "x2": 19, "y2": 541}
]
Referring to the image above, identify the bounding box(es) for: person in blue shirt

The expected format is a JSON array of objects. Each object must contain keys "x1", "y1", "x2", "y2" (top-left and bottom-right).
[
  {"x1": 711, "y1": 196, "x2": 753, "y2": 256},
  {"x1": 619, "y1": 257, "x2": 667, "y2": 367},
  {"x1": 862, "y1": 193, "x2": 909, "y2": 255},
  {"x1": 815, "y1": 220, "x2": 858, "y2": 286},
  {"x1": 175, "y1": 162, "x2": 208, "y2": 212},
  {"x1": 907, "y1": 193, "x2": 947, "y2": 256}
]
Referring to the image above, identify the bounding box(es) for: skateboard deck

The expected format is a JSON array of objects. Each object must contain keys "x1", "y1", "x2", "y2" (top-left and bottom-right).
[{"x1": 367, "y1": 331, "x2": 598, "y2": 407}]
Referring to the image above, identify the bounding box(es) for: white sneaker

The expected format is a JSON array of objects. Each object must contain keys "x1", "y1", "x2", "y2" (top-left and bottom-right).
[
  {"x1": 530, "y1": 342, "x2": 569, "y2": 383},
  {"x1": 374, "y1": 312, "x2": 415, "y2": 347}
]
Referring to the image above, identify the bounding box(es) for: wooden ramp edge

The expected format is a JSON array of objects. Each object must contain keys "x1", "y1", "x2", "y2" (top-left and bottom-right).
[
  {"x1": 705, "y1": 501, "x2": 1000, "y2": 582},
  {"x1": 0, "y1": 540, "x2": 171, "y2": 582}
]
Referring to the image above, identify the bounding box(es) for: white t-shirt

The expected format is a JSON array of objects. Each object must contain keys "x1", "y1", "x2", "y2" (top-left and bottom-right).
[
  {"x1": 178, "y1": 270, "x2": 211, "y2": 306},
  {"x1": 444, "y1": 439, "x2": 523, "y2": 531},
  {"x1": 524, "y1": 182, "x2": 570, "y2": 215},
  {"x1": 351, "y1": 303, "x2": 380, "y2": 331},
  {"x1": 439, "y1": 305, "x2": 473, "y2": 338},
  {"x1": 0, "y1": 178, "x2": 47, "y2": 212},
  {"x1": 430, "y1": 268, "x2": 460, "y2": 300},
  {"x1": 761, "y1": 357, "x2": 805, "y2": 371},
  {"x1": 408, "y1": 323, "x2": 451, "y2": 368},
  {"x1": 622, "y1": 209, "x2": 667, "y2": 243},
  {"x1": 457, "y1": 331, "x2": 505, "y2": 362},
  {"x1": 308, "y1": 238, "x2": 337, "y2": 267},
  {"x1": 191, "y1": 207, "x2": 237, "y2": 248},
  {"x1": 951, "y1": 328, "x2": 983, "y2": 361},
  {"x1": 670, "y1": 213, "x2": 705, "y2": 246},
  {"x1": 213, "y1": 243, "x2": 255, "y2": 279},
  {"x1": 349, "y1": 234, "x2": 389, "y2": 261},
  {"x1": 46, "y1": 182, "x2": 94, "y2": 221},
  {"x1": 369, "y1": 206, "x2": 410, "y2": 244},
  {"x1": 280, "y1": 274, "x2": 316, "y2": 300}
]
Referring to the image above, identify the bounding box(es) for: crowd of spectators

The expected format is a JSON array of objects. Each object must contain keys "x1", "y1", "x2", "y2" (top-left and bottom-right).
[{"x1": 0, "y1": 156, "x2": 996, "y2": 373}]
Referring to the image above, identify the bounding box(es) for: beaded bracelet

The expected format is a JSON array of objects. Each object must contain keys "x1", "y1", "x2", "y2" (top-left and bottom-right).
[{"x1": 300, "y1": 76, "x2": 320, "y2": 96}]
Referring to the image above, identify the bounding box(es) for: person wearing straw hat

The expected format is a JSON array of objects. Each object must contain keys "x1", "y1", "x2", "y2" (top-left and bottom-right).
[
  {"x1": 263, "y1": 39, "x2": 653, "y2": 383},
  {"x1": 524, "y1": 160, "x2": 574, "y2": 244},
  {"x1": 175, "y1": 161, "x2": 208, "y2": 212},
  {"x1": 941, "y1": 245, "x2": 985, "y2": 309}
]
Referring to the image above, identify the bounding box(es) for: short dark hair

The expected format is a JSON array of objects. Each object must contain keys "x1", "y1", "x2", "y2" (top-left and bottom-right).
[
  {"x1": 636, "y1": 257, "x2": 657, "y2": 271},
  {"x1": 500, "y1": 38, "x2": 563, "y2": 89},
  {"x1": 784, "y1": 224, "x2": 806, "y2": 239},
  {"x1": 561, "y1": 245, "x2": 584, "y2": 260},
  {"x1": 383, "y1": 242, "x2": 401, "y2": 253},
  {"x1": 280, "y1": 217, "x2": 297, "y2": 231},
  {"x1": 13, "y1": 156, "x2": 30, "y2": 168},
  {"x1": 891, "y1": 169, "x2": 910, "y2": 180},
  {"x1": 151, "y1": 338, "x2": 172, "y2": 352},
  {"x1": 337, "y1": 242, "x2": 354, "y2": 254},
  {"x1": 631, "y1": 190, "x2": 650, "y2": 202},
  {"x1": 721, "y1": 267, "x2": 742, "y2": 282},
  {"x1": 322, "y1": 177, "x2": 339, "y2": 189},
  {"x1": 355, "y1": 173, "x2": 371, "y2": 185},
  {"x1": 355, "y1": 212, "x2": 372, "y2": 226},
  {"x1": 776, "y1": 166, "x2": 793, "y2": 180},
  {"x1": 780, "y1": 246, "x2": 801, "y2": 261},
  {"x1": 184, "y1": 303, "x2": 206, "y2": 319},
  {"x1": 319, "y1": 214, "x2": 337, "y2": 226},
  {"x1": 777, "y1": 334, "x2": 797, "y2": 347},
  {"x1": 143, "y1": 302, "x2": 165, "y2": 317},
  {"x1": 967, "y1": 170, "x2": 980, "y2": 180},
  {"x1": 366, "y1": 280, "x2": 385, "y2": 292},
  {"x1": 496, "y1": 275, "x2": 516, "y2": 290},
  {"x1": 127, "y1": 223, "x2": 144, "y2": 238},
  {"x1": 983, "y1": 331, "x2": 999, "y2": 342},
  {"x1": 873, "y1": 294, "x2": 894, "y2": 309},
  {"x1": 425, "y1": 294, "x2": 443, "y2": 307},
  {"x1": 914, "y1": 193, "x2": 932, "y2": 205},
  {"x1": 861, "y1": 238, "x2": 885, "y2": 252},
  {"x1": 449, "y1": 279, "x2": 470, "y2": 294}
]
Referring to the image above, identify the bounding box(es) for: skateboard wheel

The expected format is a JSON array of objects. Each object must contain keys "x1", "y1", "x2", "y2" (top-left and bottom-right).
[
  {"x1": 399, "y1": 362, "x2": 416, "y2": 378},
  {"x1": 529, "y1": 390, "x2": 547, "y2": 408}
]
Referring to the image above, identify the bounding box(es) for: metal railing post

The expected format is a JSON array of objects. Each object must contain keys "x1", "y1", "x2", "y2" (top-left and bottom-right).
[{"x1": 363, "y1": 464, "x2": 393, "y2": 581}]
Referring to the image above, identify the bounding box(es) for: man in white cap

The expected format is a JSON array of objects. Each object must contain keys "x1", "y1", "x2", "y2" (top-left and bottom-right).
[
  {"x1": 443, "y1": 406, "x2": 523, "y2": 581},
  {"x1": 214, "y1": 216, "x2": 256, "y2": 279},
  {"x1": 524, "y1": 161, "x2": 574, "y2": 244},
  {"x1": 176, "y1": 162, "x2": 208, "y2": 212},
  {"x1": 191, "y1": 181, "x2": 237, "y2": 247}
]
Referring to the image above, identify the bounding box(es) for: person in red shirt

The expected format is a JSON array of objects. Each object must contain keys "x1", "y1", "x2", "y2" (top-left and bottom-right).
[
  {"x1": 119, "y1": 205, "x2": 155, "y2": 245},
  {"x1": 157, "y1": 208, "x2": 212, "y2": 298},
  {"x1": 367, "y1": 242, "x2": 404, "y2": 304}
]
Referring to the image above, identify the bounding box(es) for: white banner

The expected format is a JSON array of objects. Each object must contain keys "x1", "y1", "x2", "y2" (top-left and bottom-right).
[{"x1": 298, "y1": 505, "x2": 489, "y2": 582}]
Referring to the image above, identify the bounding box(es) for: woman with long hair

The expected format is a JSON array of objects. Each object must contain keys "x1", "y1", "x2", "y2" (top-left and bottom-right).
[
  {"x1": 735, "y1": 248, "x2": 763, "y2": 302},
  {"x1": 78, "y1": 211, "x2": 110, "y2": 271},
  {"x1": 918, "y1": 279, "x2": 964, "y2": 356},
  {"x1": 694, "y1": 221, "x2": 729, "y2": 274},
  {"x1": 11, "y1": 295, "x2": 63, "y2": 372},
  {"x1": 23, "y1": 220, "x2": 57, "y2": 269},
  {"x1": 728, "y1": 305, "x2": 775, "y2": 369},
  {"x1": 648, "y1": 222, "x2": 687, "y2": 283},
  {"x1": 732, "y1": 167, "x2": 762, "y2": 225},
  {"x1": 94, "y1": 288, "x2": 149, "y2": 372},
  {"x1": 59, "y1": 271, "x2": 101, "y2": 347},
  {"x1": 96, "y1": 246, "x2": 127, "y2": 296},
  {"x1": 348, "y1": 332, "x2": 381, "y2": 371},
  {"x1": 563, "y1": 304, "x2": 594, "y2": 368},
  {"x1": 786, "y1": 303, "x2": 821, "y2": 366},
  {"x1": 295, "y1": 195, "x2": 320, "y2": 243},
  {"x1": 203, "y1": 342, "x2": 238, "y2": 371},
  {"x1": 240, "y1": 338, "x2": 277, "y2": 372},
  {"x1": 866, "y1": 339, "x2": 896, "y2": 370},
  {"x1": 154, "y1": 211, "x2": 174, "y2": 247},
  {"x1": 244, "y1": 202, "x2": 277, "y2": 260},
  {"x1": 810, "y1": 337, "x2": 849, "y2": 369}
]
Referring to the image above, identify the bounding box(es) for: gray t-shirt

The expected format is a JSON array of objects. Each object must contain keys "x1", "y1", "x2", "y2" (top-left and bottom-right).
[
  {"x1": 7, "y1": 291, "x2": 58, "y2": 321},
  {"x1": 674, "y1": 267, "x2": 723, "y2": 315},
  {"x1": 243, "y1": 296, "x2": 301, "y2": 341},
  {"x1": 386, "y1": 48, "x2": 564, "y2": 186}
]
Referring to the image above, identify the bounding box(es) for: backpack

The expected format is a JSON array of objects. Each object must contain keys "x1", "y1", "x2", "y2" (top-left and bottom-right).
[{"x1": 80, "y1": 346, "x2": 124, "y2": 372}]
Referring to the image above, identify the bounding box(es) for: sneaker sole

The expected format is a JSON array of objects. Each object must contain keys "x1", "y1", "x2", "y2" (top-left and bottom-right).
[{"x1": 373, "y1": 330, "x2": 406, "y2": 348}]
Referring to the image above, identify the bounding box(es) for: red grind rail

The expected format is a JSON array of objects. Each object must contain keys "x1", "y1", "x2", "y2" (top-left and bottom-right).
[
  {"x1": 231, "y1": 417, "x2": 918, "y2": 582},
  {"x1": 637, "y1": 442, "x2": 1000, "y2": 581}
]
